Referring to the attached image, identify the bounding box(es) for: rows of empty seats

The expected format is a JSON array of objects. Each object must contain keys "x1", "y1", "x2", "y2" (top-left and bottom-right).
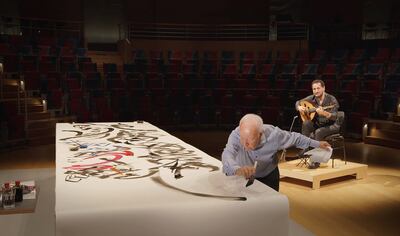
[
  {"x1": 117, "y1": 48, "x2": 399, "y2": 132},
  {"x1": 1, "y1": 35, "x2": 399, "y2": 135}
]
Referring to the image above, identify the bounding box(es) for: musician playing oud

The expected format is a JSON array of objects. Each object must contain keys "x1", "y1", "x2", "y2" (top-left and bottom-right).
[{"x1": 295, "y1": 79, "x2": 340, "y2": 141}]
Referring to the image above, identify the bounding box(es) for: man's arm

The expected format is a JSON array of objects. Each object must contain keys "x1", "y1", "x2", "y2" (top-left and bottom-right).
[
  {"x1": 221, "y1": 131, "x2": 242, "y2": 176},
  {"x1": 276, "y1": 127, "x2": 330, "y2": 150},
  {"x1": 316, "y1": 95, "x2": 339, "y2": 120}
]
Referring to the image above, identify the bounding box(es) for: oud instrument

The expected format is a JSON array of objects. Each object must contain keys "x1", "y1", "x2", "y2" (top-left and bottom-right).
[{"x1": 298, "y1": 100, "x2": 335, "y2": 122}]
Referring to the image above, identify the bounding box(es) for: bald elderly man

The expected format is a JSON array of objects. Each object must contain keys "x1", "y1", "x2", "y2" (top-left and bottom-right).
[{"x1": 222, "y1": 114, "x2": 331, "y2": 191}]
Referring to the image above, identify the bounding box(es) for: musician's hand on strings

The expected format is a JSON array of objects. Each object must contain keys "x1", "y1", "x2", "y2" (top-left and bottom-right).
[
  {"x1": 316, "y1": 107, "x2": 324, "y2": 115},
  {"x1": 298, "y1": 105, "x2": 306, "y2": 113},
  {"x1": 319, "y1": 141, "x2": 331, "y2": 150},
  {"x1": 316, "y1": 107, "x2": 331, "y2": 118}
]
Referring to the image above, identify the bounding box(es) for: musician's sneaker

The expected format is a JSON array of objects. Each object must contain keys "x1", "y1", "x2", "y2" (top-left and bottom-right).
[{"x1": 308, "y1": 162, "x2": 320, "y2": 169}]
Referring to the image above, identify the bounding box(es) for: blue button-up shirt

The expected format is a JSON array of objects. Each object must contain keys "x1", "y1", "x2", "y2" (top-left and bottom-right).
[{"x1": 222, "y1": 124, "x2": 320, "y2": 177}]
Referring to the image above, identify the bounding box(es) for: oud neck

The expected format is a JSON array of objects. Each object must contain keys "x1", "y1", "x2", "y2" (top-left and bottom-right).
[{"x1": 308, "y1": 105, "x2": 335, "y2": 113}]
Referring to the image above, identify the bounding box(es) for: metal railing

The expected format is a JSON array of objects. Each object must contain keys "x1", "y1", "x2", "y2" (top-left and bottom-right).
[
  {"x1": 119, "y1": 22, "x2": 309, "y2": 41},
  {"x1": 276, "y1": 22, "x2": 309, "y2": 40}
]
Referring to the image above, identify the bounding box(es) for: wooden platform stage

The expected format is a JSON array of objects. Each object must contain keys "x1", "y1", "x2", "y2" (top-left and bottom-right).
[{"x1": 279, "y1": 159, "x2": 368, "y2": 189}]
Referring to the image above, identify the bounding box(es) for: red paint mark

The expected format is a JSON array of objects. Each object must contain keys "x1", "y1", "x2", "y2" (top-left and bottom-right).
[{"x1": 64, "y1": 150, "x2": 134, "y2": 170}]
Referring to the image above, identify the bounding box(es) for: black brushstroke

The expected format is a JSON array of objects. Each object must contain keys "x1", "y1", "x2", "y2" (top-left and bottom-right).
[
  {"x1": 65, "y1": 170, "x2": 90, "y2": 182},
  {"x1": 61, "y1": 123, "x2": 220, "y2": 182},
  {"x1": 60, "y1": 127, "x2": 114, "y2": 141},
  {"x1": 151, "y1": 175, "x2": 247, "y2": 201},
  {"x1": 110, "y1": 123, "x2": 158, "y2": 132},
  {"x1": 107, "y1": 130, "x2": 159, "y2": 144}
]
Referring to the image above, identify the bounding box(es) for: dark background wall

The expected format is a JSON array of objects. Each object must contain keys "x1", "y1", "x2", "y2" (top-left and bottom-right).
[
  {"x1": 124, "y1": 0, "x2": 269, "y2": 24},
  {"x1": 84, "y1": 0, "x2": 124, "y2": 43},
  {"x1": 309, "y1": 0, "x2": 363, "y2": 25},
  {"x1": 7, "y1": 0, "x2": 398, "y2": 26},
  {"x1": 0, "y1": 0, "x2": 398, "y2": 43},
  {"x1": 18, "y1": 0, "x2": 84, "y2": 21}
]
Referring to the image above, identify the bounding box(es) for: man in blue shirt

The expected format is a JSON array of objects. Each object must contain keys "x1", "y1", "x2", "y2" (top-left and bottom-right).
[{"x1": 222, "y1": 114, "x2": 331, "y2": 191}]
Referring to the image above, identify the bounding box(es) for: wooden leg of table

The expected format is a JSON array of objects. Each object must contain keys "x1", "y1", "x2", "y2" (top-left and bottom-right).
[
  {"x1": 356, "y1": 168, "x2": 367, "y2": 179},
  {"x1": 312, "y1": 179, "x2": 320, "y2": 189}
]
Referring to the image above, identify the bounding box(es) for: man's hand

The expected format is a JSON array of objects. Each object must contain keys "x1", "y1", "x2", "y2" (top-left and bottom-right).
[
  {"x1": 316, "y1": 107, "x2": 331, "y2": 118},
  {"x1": 316, "y1": 107, "x2": 324, "y2": 115},
  {"x1": 298, "y1": 105, "x2": 306, "y2": 113},
  {"x1": 319, "y1": 141, "x2": 331, "y2": 150},
  {"x1": 235, "y1": 166, "x2": 256, "y2": 179}
]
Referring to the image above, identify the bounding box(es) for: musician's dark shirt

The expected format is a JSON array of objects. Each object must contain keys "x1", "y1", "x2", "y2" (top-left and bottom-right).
[{"x1": 295, "y1": 92, "x2": 339, "y2": 127}]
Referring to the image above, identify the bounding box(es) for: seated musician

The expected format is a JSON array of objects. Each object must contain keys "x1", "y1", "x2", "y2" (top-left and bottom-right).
[{"x1": 295, "y1": 79, "x2": 339, "y2": 168}]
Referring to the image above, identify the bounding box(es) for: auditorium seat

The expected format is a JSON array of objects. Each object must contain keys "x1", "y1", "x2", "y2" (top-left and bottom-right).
[
  {"x1": 203, "y1": 50, "x2": 218, "y2": 62},
  {"x1": 341, "y1": 63, "x2": 362, "y2": 80},
  {"x1": 390, "y1": 48, "x2": 400, "y2": 62},
  {"x1": 132, "y1": 49, "x2": 147, "y2": 65},
  {"x1": 300, "y1": 64, "x2": 319, "y2": 80},
  {"x1": 330, "y1": 49, "x2": 349, "y2": 64},
  {"x1": 259, "y1": 107, "x2": 280, "y2": 126},
  {"x1": 369, "y1": 48, "x2": 390, "y2": 63},
  {"x1": 221, "y1": 51, "x2": 235, "y2": 65},
  {"x1": 320, "y1": 64, "x2": 339, "y2": 80},
  {"x1": 79, "y1": 62, "x2": 97, "y2": 73},
  {"x1": 0, "y1": 43, "x2": 12, "y2": 55},
  {"x1": 184, "y1": 50, "x2": 199, "y2": 64},
  {"x1": 347, "y1": 99, "x2": 373, "y2": 134},
  {"x1": 167, "y1": 50, "x2": 183, "y2": 65},
  {"x1": 364, "y1": 63, "x2": 383, "y2": 80},
  {"x1": 182, "y1": 63, "x2": 199, "y2": 80},
  {"x1": 105, "y1": 74, "x2": 125, "y2": 91},
  {"x1": 149, "y1": 50, "x2": 164, "y2": 65},
  {"x1": 239, "y1": 51, "x2": 255, "y2": 66},
  {"x1": 310, "y1": 49, "x2": 327, "y2": 64},
  {"x1": 47, "y1": 89, "x2": 64, "y2": 110},
  {"x1": 39, "y1": 61, "x2": 57, "y2": 73},
  {"x1": 256, "y1": 50, "x2": 273, "y2": 65},
  {"x1": 92, "y1": 97, "x2": 115, "y2": 122},
  {"x1": 240, "y1": 64, "x2": 256, "y2": 80},
  {"x1": 221, "y1": 64, "x2": 238, "y2": 80},
  {"x1": 276, "y1": 51, "x2": 291, "y2": 65},
  {"x1": 259, "y1": 64, "x2": 276, "y2": 80},
  {"x1": 294, "y1": 50, "x2": 310, "y2": 64},
  {"x1": 348, "y1": 49, "x2": 367, "y2": 63},
  {"x1": 165, "y1": 63, "x2": 182, "y2": 80},
  {"x1": 201, "y1": 62, "x2": 218, "y2": 80},
  {"x1": 280, "y1": 63, "x2": 298, "y2": 80},
  {"x1": 103, "y1": 63, "x2": 117, "y2": 73}
]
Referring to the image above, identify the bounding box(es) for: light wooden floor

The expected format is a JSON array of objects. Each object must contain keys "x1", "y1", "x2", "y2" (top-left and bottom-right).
[
  {"x1": 280, "y1": 165, "x2": 400, "y2": 236},
  {"x1": 0, "y1": 130, "x2": 399, "y2": 236}
]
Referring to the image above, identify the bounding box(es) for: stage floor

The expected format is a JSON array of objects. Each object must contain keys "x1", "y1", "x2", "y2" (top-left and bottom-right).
[{"x1": 279, "y1": 159, "x2": 368, "y2": 189}]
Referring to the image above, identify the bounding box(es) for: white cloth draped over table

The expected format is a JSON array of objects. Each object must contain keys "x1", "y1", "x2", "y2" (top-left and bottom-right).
[{"x1": 56, "y1": 122, "x2": 290, "y2": 236}]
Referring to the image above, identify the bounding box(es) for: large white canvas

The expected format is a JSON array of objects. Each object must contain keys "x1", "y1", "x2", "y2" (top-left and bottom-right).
[{"x1": 56, "y1": 122, "x2": 289, "y2": 236}]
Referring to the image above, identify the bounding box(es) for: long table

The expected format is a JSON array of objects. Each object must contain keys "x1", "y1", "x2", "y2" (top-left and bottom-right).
[{"x1": 56, "y1": 122, "x2": 290, "y2": 236}]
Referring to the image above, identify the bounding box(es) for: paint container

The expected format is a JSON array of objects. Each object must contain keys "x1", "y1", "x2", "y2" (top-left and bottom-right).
[
  {"x1": 14, "y1": 181, "x2": 23, "y2": 202},
  {"x1": 2, "y1": 182, "x2": 15, "y2": 209}
]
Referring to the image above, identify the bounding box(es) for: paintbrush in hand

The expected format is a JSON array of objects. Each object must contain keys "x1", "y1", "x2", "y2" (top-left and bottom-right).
[{"x1": 245, "y1": 161, "x2": 258, "y2": 187}]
